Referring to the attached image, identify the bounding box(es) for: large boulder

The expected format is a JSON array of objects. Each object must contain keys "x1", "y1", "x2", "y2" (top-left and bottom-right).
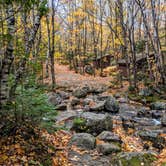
[
  {"x1": 97, "y1": 143, "x2": 121, "y2": 155},
  {"x1": 111, "y1": 152, "x2": 157, "y2": 166},
  {"x1": 150, "y1": 102, "x2": 166, "y2": 110},
  {"x1": 104, "y1": 96, "x2": 119, "y2": 113},
  {"x1": 69, "y1": 133, "x2": 96, "y2": 150},
  {"x1": 72, "y1": 112, "x2": 113, "y2": 135},
  {"x1": 97, "y1": 131, "x2": 121, "y2": 143}
]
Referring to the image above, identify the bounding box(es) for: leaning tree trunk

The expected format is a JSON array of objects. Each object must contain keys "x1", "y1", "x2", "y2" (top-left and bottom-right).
[{"x1": 0, "y1": 3, "x2": 15, "y2": 106}]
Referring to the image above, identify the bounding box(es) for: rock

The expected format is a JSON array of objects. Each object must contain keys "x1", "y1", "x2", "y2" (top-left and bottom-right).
[
  {"x1": 119, "y1": 104, "x2": 137, "y2": 119},
  {"x1": 137, "y1": 107, "x2": 151, "y2": 118},
  {"x1": 139, "y1": 88, "x2": 153, "y2": 96},
  {"x1": 48, "y1": 93, "x2": 62, "y2": 106},
  {"x1": 84, "y1": 65, "x2": 94, "y2": 75},
  {"x1": 68, "y1": 150, "x2": 111, "y2": 166},
  {"x1": 113, "y1": 93, "x2": 121, "y2": 99},
  {"x1": 138, "y1": 130, "x2": 159, "y2": 142},
  {"x1": 97, "y1": 131, "x2": 121, "y2": 143},
  {"x1": 111, "y1": 152, "x2": 157, "y2": 166},
  {"x1": 90, "y1": 86, "x2": 108, "y2": 94},
  {"x1": 82, "y1": 98, "x2": 93, "y2": 106},
  {"x1": 73, "y1": 86, "x2": 90, "y2": 98},
  {"x1": 73, "y1": 112, "x2": 113, "y2": 135},
  {"x1": 97, "y1": 95, "x2": 109, "y2": 101},
  {"x1": 84, "y1": 105, "x2": 90, "y2": 111},
  {"x1": 55, "y1": 110, "x2": 83, "y2": 124},
  {"x1": 138, "y1": 130, "x2": 166, "y2": 149},
  {"x1": 118, "y1": 97, "x2": 128, "y2": 103},
  {"x1": 151, "y1": 110, "x2": 163, "y2": 119},
  {"x1": 97, "y1": 143, "x2": 121, "y2": 155},
  {"x1": 150, "y1": 102, "x2": 166, "y2": 110},
  {"x1": 90, "y1": 101, "x2": 105, "y2": 112},
  {"x1": 104, "y1": 96, "x2": 119, "y2": 113},
  {"x1": 82, "y1": 85, "x2": 91, "y2": 93},
  {"x1": 69, "y1": 133, "x2": 96, "y2": 150},
  {"x1": 57, "y1": 90, "x2": 70, "y2": 100},
  {"x1": 56, "y1": 103, "x2": 67, "y2": 110},
  {"x1": 161, "y1": 115, "x2": 166, "y2": 127},
  {"x1": 70, "y1": 98, "x2": 80, "y2": 106},
  {"x1": 133, "y1": 117, "x2": 160, "y2": 129},
  {"x1": 122, "y1": 117, "x2": 135, "y2": 131}
]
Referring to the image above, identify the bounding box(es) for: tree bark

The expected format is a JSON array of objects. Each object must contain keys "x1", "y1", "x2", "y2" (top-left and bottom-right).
[{"x1": 0, "y1": 3, "x2": 15, "y2": 106}]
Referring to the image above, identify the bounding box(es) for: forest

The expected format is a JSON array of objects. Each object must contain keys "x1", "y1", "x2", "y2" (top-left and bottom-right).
[{"x1": 0, "y1": 0, "x2": 166, "y2": 165}]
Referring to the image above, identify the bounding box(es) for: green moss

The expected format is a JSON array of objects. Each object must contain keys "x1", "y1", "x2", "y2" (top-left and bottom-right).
[
  {"x1": 112, "y1": 153, "x2": 157, "y2": 166},
  {"x1": 73, "y1": 118, "x2": 87, "y2": 132},
  {"x1": 121, "y1": 157, "x2": 141, "y2": 166},
  {"x1": 73, "y1": 118, "x2": 86, "y2": 126}
]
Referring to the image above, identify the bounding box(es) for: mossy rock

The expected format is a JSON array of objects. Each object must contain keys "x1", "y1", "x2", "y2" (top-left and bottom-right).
[
  {"x1": 111, "y1": 152, "x2": 157, "y2": 166},
  {"x1": 72, "y1": 112, "x2": 113, "y2": 135},
  {"x1": 72, "y1": 118, "x2": 87, "y2": 132}
]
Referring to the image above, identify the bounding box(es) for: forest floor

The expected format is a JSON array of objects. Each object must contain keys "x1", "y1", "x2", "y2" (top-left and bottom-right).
[
  {"x1": 45, "y1": 63, "x2": 111, "y2": 87},
  {"x1": 1, "y1": 64, "x2": 166, "y2": 166},
  {"x1": 46, "y1": 64, "x2": 166, "y2": 166}
]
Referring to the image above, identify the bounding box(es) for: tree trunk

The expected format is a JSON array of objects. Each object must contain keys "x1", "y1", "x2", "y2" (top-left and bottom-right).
[{"x1": 0, "y1": 3, "x2": 15, "y2": 106}]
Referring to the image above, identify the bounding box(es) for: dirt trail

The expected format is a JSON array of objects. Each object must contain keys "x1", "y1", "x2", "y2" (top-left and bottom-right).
[{"x1": 45, "y1": 64, "x2": 111, "y2": 88}]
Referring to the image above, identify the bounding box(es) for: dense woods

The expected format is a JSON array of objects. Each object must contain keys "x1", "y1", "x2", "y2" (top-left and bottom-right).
[{"x1": 0, "y1": 0, "x2": 166, "y2": 165}]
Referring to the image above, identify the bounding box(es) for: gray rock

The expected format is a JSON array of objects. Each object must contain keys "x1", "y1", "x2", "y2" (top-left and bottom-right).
[
  {"x1": 161, "y1": 115, "x2": 166, "y2": 127},
  {"x1": 133, "y1": 117, "x2": 159, "y2": 127},
  {"x1": 57, "y1": 90, "x2": 70, "y2": 100},
  {"x1": 104, "y1": 96, "x2": 119, "y2": 113},
  {"x1": 56, "y1": 103, "x2": 67, "y2": 110},
  {"x1": 113, "y1": 93, "x2": 121, "y2": 99},
  {"x1": 82, "y1": 98, "x2": 93, "y2": 106},
  {"x1": 137, "y1": 107, "x2": 151, "y2": 118},
  {"x1": 73, "y1": 112, "x2": 113, "y2": 135},
  {"x1": 138, "y1": 130, "x2": 159, "y2": 141},
  {"x1": 69, "y1": 150, "x2": 111, "y2": 166},
  {"x1": 151, "y1": 110, "x2": 163, "y2": 119},
  {"x1": 90, "y1": 86, "x2": 107, "y2": 94},
  {"x1": 97, "y1": 131, "x2": 121, "y2": 143},
  {"x1": 48, "y1": 93, "x2": 62, "y2": 106},
  {"x1": 138, "y1": 130, "x2": 166, "y2": 149},
  {"x1": 97, "y1": 143, "x2": 121, "y2": 155},
  {"x1": 119, "y1": 104, "x2": 137, "y2": 119},
  {"x1": 73, "y1": 86, "x2": 89, "y2": 98},
  {"x1": 118, "y1": 97, "x2": 128, "y2": 103},
  {"x1": 150, "y1": 102, "x2": 166, "y2": 110},
  {"x1": 97, "y1": 95, "x2": 109, "y2": 101},
  {"x1": 90, "y1": 101, "x2": 105, "y2": 112},
  {"x1": 69, "y1": 133, "x2": 96, "y2": 150},
  {"x1": 111, "y1": 152, "x2": 157, "y2": 166},
  {"x1": 70, "y1": 98, "x2": 80, "y2": 106}
]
